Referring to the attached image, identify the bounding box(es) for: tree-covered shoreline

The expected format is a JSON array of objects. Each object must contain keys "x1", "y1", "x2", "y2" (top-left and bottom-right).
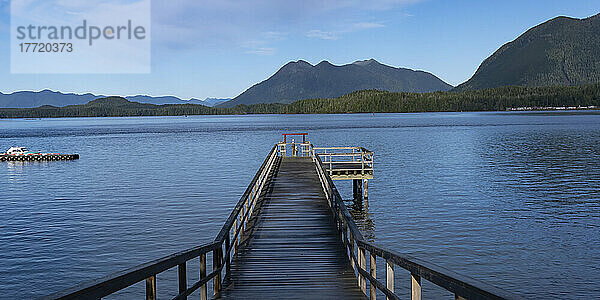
[{"x1": 1, "y1": 83, "x2": 599, "y2": 118}]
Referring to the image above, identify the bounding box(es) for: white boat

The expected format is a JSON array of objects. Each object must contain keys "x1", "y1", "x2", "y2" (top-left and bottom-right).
[{"x1": 6, "y1": 147, "x2": 31, "y2": 155}]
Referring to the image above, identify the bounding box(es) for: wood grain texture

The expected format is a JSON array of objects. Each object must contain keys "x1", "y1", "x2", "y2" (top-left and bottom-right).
[{"x1": 220, "y1": 157, "x2": 364, "y2": 299}]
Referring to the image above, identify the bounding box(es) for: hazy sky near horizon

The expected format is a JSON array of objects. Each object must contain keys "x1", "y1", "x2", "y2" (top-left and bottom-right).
[{"x1": 0, "y1": 0, "x2": 598, "y2": 99}]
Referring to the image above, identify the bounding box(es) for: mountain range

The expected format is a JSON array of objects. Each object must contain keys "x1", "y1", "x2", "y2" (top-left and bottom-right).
[
  {"x1": 455, "y1": 13, "x2": 600, "y2": 90},
  {"x1": 125, "y1": 95, "x2": 229, "y2": 107},
  {"x1": 2, "y1": 13, "x2": 600, "y2": 109},
  {"x1": 218, "y1": 59, "x2": 452, "y2": 107},
  {"x1": 0, "y1": 90, "x2": 229, "y2": 108}
]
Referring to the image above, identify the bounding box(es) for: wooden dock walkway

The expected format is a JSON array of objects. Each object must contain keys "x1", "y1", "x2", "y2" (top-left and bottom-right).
[
  {"x1": 220, "y1": 157, "x2": 364, "y2": 299},
  {"x1": 41, "y1": 134, "x2": 520, "y2": 300}
]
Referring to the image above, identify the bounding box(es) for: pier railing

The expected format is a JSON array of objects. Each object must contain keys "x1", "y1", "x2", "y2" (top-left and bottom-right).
[
  {"x1": 41, "y1": 145, "x2": 280, "y2": 300},
  {"x1": 312, "y1": 153, "x2": 520, "y2": 300},
  {"x1": 313, "y1": 146, "x2": 373, "y2": 178},
  {"x1": 277, "y1": 141, "x2": 313, "y2": 157},
  {"x1": 42, "y1": 140, "x2": 520, "y2": 300},
  {"x1": 277, "y1": 143, "x2": 374, "y2": 178}
]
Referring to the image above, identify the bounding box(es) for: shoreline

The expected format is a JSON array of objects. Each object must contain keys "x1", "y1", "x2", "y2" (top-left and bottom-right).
[{"x1": 2, "y1": 108, "x2": 600, "y2": 120}]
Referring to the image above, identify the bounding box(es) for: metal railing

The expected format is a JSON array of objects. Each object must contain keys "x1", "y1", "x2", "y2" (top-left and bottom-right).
[
  {"x1": 312, "y1": 153, "x2": 521, "y2": 300},
  {"x1": 41, "y1": 145, "x2": 280, "y2": 300},
  {"x1": 313, "y1": 146, "x2": 373, "y2": 176}
]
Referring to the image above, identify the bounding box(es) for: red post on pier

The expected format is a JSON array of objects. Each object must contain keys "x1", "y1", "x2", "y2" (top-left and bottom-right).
[{"x1": 282, "y1": 133, "x2": 308, "y2": 143}]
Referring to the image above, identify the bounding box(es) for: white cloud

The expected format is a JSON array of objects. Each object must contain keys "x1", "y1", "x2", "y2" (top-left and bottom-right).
[
  {"x1": 242, "y1": 39, "x2": 278, "y2": 55},
  {"x1": 352, "y1": 22, "x2": 385, "y2": 30},
  {"x1": 149, "y1": 0, "x2": 421, "y2": 49},
  {"x1": 263, "y1": 31, "x2": 288, "y2": 40},
  {"x1": 307, "y1": 21, "x2": 386, "y2": 40},
  {"x1": 306, "y1": 29, "x2": 339, "y2": 40},
  {"x1": 245, "y1": 47, "x2": 276, "y2": 55}
]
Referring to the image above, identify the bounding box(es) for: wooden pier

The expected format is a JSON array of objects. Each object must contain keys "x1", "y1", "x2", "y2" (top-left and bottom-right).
[
  {"x1": 220, "y1": 157, "x2": 364, "y2": 299},
  {"x1": 0, "y1": 153, "x2": 79, "y2": 162},
  {"x1": 41, "y1": 134, "x2": 520, "y2": 300}
]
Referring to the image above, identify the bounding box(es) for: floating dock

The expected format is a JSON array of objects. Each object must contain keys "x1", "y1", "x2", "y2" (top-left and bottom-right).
[
  {"x1": 0, "y1": 154, "x2": 79, "y2": 162},
  {"x1": 41, "y1": 133, "x2": 519, "y2": 300}
]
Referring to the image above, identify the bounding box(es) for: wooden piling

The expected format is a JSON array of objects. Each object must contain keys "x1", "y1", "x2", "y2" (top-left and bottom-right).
[
  {"x1": 200, "y1": 254, "x2": 207, "y2": 300},
  {"x1": 145, "y1": 276, "x2": 156, "y2": 300},
  {"x1": 411, "y1": 273, "x2": 421, "y2": 300}
]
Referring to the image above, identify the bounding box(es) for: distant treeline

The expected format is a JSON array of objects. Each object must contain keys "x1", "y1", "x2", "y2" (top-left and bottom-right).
[
  {"x1": 283, "y1": 84, "x2": 600, "y2": 113},
  {"x1": 0, "y1": 97, "x2": 285, "y2": 118},
  {"x1": 1, "y1": 84, "x2": 599, "y2": 118}
]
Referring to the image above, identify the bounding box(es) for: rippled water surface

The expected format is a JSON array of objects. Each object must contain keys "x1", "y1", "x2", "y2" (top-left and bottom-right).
[{"x1": 1, "y1": 113, "x2": 599, "y2": 299}]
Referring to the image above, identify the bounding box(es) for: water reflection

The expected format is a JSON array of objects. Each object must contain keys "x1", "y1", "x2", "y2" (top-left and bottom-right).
[
  {"x1": 5, "y1": 161, "x2": 27, "y2": 180},
  {"x1": 344, "y1": 198, "x2": 376, "y2": 242}
]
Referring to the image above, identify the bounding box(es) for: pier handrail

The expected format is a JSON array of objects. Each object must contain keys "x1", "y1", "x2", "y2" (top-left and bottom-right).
[
  {"x1": 41, "y1": 141, "x2": 521, "y2": 300},
  {"x1": 312, "y1": 153, "x2": 521, "y2": 300},
  {"x1": 41, "y1": 145, "x2": 280, "y2": 300},
  {"x1": 277, "y1": 141, "x2": 313, "y2": 157},
  {"x1": 40, "y1": 242, "x2": 220, "y2": 300},
  {"x1": 313, "y1": 146, "x2": 373, "y2": 176}
]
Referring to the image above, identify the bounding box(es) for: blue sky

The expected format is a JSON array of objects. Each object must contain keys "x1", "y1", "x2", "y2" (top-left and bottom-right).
[{"x1": 0, "y1": 0, "x2": 598, "y2": 99}]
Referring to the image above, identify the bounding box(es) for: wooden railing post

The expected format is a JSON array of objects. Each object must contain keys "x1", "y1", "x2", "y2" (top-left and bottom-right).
[
  {"x1": 361, "y1": 149, "x2": 365, "y2": 174},
  {"x1": 411, "y1": 273, "x2": 421, "y2": 300},
  {"x1": 178, "y1": 262, "x2": 187, "y2": 299},
  {"x1": 225, "y1": 233, "x2": 231, "y2": 277},
  {"x1": 233, "y1": 218, "x2": 238, "y2": 254},
  {"x1": 199, "y1": 254, "x2": 207, "y2": 300},
  {"x1": 249, "y1": 186, "x2": 254, "y2": 216},
  {"x1": 145, "y1": 275, "x2": 156, "y2": 300},
  {"x1": 386, "y1": 260, "x2": 394, "y2": 300},
  {"x1": 343, "y1": 222, "x2": 348, "y2": 251},
  {"x1": 241, "y1": 205, "x2": 246, "y2": 234},
  {"x1": 349, "y1": 233, "x2": 355, "y2": 271},
  {"x1": 370, "y1": 253, "x2": 376, "y2": 300},
  {"x1": 213, "y1": 247, "x2": 222, "y2": 296},
  {"x1": 244, "y1": 198, "x2": 249, "y2": 222},
  {"x1": 359, "y1": 247, "x2": 366, "y2": 294}
]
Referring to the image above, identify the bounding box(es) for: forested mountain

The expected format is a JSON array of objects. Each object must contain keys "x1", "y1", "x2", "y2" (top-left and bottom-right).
[
  {"x1": 2, "y1": 84, "x2": 599, "y2": 118},
  {"x1": 283, "y1": 84, "x2": 600, "y2": 113},
  {"x1": 456, "y1": 14, "x2": 600, "y2": 91},
  {"x1": 125, "y1": 95, "x2": 229, "y2": 106},
  {"x1": 219, "y1": 59, "x2": 452, "y2": 107}
]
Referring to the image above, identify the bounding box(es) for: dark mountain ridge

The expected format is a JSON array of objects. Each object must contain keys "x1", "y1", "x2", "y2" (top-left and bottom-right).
[
  {"x1": 455, "y1": 13, "x2": 600, "y2": 91},
  {"x1": 219, "y1": 59, "x2": 452, "y2": 107},
  {"x1": 0, "y1": 90, "x2": 229, "y2": 108}
]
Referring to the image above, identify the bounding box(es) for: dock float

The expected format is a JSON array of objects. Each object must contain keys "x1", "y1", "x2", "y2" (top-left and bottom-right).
[
  {"x1": 0, "y1": 153, "x2": 79, "y2": 162},
  {"x1": 41, "y1": 133, "x2": 520, "y2": 300}
]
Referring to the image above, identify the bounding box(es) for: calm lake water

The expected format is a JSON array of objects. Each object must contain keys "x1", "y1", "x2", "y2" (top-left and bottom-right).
[{"x1": 1, "y1": 112, "x2": 599, "y2": 299}]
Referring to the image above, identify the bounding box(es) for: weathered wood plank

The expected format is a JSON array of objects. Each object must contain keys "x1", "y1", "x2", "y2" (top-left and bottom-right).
[
  {"x1": 411, "y1": 273, "x2": 421, "y2": 300},
  {"x1": 145, "y1": 276, "x2": 156, "y2": 300},
  {"x1": 199, "y1": 254, "x2": 207, "y2": 300},
  {"x1": 220, "y1": 157, "x2": 364, "y2": 299},
  {"x1": 386, "y1": 260, "x2": 394, "y2": 300}
]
